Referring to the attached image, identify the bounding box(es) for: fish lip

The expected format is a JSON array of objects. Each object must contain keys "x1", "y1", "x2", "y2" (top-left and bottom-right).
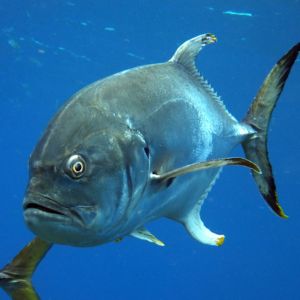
[
  {"x1": 24, "y1": 202, "x2": 65, "y2": 216},
  {"x1": 23, "y1": 193, "x2": 85, "y2": 227},
  {"x1": 23, "y1": 193, "x2": 67, "y2": 216}
]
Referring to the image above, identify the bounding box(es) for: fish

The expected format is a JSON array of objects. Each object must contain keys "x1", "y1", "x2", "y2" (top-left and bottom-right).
[
  {"x1": 223, "y1": 10, "x2": 253, "y2": 17},
  {"x1": 23, "y1": 33, "x2": 299, "y2": 248}
]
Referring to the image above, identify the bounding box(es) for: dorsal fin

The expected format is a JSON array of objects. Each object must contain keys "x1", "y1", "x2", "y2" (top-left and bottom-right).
[
  {"x1": 169, "y1": 33, "x2": 217, "y2": 76},
  {"x1": 170, "y1": 33, "x2": 237, "y2": 122}
]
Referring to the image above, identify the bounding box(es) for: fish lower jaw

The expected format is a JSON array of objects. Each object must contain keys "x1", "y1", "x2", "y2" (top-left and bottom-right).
[{"x1": 24, "y1": 210, "x2": 106, "y2": 246}]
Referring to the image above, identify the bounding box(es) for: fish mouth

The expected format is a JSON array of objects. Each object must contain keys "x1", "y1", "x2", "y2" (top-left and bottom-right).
[
  {"x1": 23, "y1": 193, "x2": 83, "y2": 226},
  {"x1": 23, "y1": 192, "x2": 96, "y2": 245},
  {"x1": 24, "y1": 202, "x2": 65, "y2": 216},
  {"x1": 23, "y1": 193, "x2": 77, "y2": 223}
]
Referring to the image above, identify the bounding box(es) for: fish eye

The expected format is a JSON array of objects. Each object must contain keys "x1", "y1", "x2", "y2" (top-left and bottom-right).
[{"x1": 66, "y1": 154, "x2": 86, "y2": 179}]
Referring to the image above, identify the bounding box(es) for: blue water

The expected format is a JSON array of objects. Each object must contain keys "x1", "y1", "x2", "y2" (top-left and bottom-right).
[{"x1": 1, "y1": 1, "x2": 299, "y2": 299}]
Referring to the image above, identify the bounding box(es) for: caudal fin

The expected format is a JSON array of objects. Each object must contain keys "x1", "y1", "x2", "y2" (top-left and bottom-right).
[
  {"x1": 242, "y1": 42, "x2": 300, "y2": 218},
  {"x1": 0, "y1": 237, "x2": 52, "y2": 300}
]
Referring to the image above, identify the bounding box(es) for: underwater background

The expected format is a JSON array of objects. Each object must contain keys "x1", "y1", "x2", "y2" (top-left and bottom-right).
[{"x1": 0, "y1": 1, "x2": 299, "y2": 299}]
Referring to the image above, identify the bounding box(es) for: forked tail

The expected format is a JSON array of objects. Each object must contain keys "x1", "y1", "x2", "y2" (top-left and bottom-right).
[
  {"x1": 0, "y1": 237, "x2": 52, "y2": 300},
  {"x1": 242, "y1": 42, "x2": 300, "y2": 217}
]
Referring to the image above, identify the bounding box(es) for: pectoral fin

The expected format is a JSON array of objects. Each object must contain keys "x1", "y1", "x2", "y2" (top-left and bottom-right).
[
  {"x1": 131, "y1": 227, "x2": 165, "y2": 247},
  {"x1": 151, "y1": 157, "x2": 261, "y2": 182}
]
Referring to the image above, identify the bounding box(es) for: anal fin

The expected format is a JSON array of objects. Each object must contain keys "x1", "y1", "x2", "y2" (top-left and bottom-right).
[
  {"x1": 183, "y1": 207, "x2": 225, "y2": 247},
  {"x1": 131, "y1": 227, "x2": 165, "y2": 247},
  {"x1": 185, "y1": 215, "x2": 225, "y2": 246}
]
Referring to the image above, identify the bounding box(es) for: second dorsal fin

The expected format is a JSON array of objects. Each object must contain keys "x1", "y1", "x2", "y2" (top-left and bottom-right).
[{"x1": 169, "y1": 33, "x2": 217, "y2": 76}]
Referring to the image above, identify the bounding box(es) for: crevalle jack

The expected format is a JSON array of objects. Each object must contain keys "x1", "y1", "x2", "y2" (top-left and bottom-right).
[{"x1": 23, "y1": 33, "x2": 299, "y2": 247}]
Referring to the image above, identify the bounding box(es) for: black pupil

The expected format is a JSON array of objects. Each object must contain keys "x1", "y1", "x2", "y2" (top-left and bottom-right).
[{"x1": 74, "y1": 162, "x2": 83, "y2": 173}]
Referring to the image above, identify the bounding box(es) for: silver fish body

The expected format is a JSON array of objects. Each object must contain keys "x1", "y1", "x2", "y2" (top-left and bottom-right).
[{"x1": 23, "y1": 34, "x2": 299, "y2": 247}]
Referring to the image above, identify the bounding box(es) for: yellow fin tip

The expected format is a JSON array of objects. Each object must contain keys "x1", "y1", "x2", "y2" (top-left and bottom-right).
[{"x1": 216, "y1": 235, "x2": 225, "y2": 246}]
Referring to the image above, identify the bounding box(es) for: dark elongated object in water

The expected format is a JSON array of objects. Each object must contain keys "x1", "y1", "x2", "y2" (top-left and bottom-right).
[
  {"x1": 0, "y1": 238, "x2": 51, "y2": 300},
  {"x1": 242, "y1": 42, "x2": 300, "y2": 217}
]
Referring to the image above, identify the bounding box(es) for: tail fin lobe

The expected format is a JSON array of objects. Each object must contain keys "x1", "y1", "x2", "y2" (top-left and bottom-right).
[{"x1": 243, "y1": 42, "x2": 300, "y2": 217}]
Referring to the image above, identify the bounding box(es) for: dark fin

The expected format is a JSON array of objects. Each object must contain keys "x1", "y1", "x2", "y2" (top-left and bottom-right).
[
  {"x1": 243, "y1": 42, "x2": 300, "y2": 218},
  {"x1": 0, "y1": 237, "x2": 52, "y2": 300},
  {"x1": 151, "y1": 157, "x2": 260, "y2": 182},
  {"x1": 169, "y1": 33, "x2": 217, "y2": 77}
]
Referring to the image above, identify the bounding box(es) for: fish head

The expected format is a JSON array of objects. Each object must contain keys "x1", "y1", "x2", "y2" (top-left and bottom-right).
[{"x1": 23, "y1": 99, "x2": 150, "y2": 246}]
